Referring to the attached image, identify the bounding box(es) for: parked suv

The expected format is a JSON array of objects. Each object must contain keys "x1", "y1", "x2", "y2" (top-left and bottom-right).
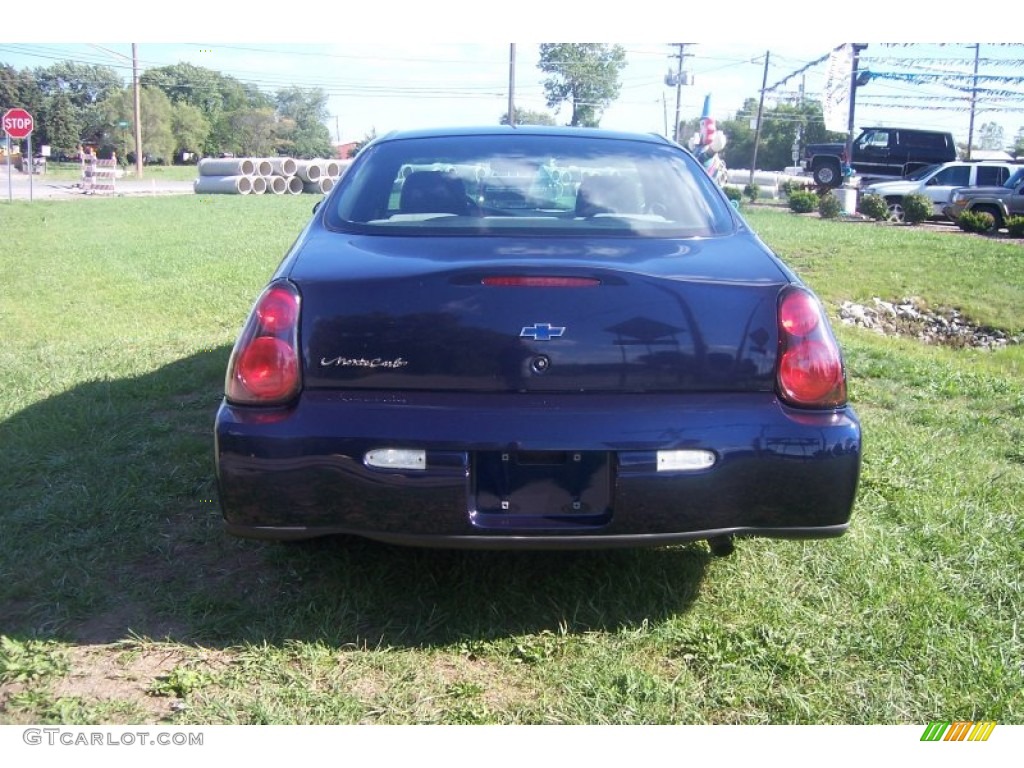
[
  {"x1": 943, "y1": 166, "x2": 1024, "y2": 228},
  {"x1": 803, "y1": 127, "x2": 958, "y2": 188},
  {"x1": 862, "y1": 161, "x2": 1017, "y2": 222}
]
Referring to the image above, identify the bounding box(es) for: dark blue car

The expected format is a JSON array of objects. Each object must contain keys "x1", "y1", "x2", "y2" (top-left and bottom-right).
[{"x1": 215, "y1": 126, "x2": 860, "y2": 556}]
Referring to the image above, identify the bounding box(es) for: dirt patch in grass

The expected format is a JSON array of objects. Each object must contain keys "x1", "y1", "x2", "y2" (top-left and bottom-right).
[
  {"x1": 429, "y1": 654, "x2": 533, "y2": 714},
  {"x1": 0, "y1": 643, "x2": 204, "y2": 724},
  {"x1": 52, "y1": 645, "x2": 188, "y2": 722}
]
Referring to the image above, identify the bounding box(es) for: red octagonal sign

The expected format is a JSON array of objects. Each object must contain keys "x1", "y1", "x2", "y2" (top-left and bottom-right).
[{"x1": 3, "y1": 108, "x2": 34, "y2": 139}]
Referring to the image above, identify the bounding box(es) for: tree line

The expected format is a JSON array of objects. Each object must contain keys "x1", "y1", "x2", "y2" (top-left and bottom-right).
[
  {"x1": 0, "y1": 60, "x2": 334, "y2": 163},
  {"x1": 0, "y1": 47, "x2": 842, "y2": 172},
  {"x1": 7, "y1": 48, "x2": 1016, "y2": 171}
]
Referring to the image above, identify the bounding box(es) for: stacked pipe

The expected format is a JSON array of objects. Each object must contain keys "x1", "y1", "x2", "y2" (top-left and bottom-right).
[
  {"x1": 195, "y1": 156, "x2": 352, "y2": 196},
  {"x1": 194, "y1": 158, "x2": 256, "y2": 195}
]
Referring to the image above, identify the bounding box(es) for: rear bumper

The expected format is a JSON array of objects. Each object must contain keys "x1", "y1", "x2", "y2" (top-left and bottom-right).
[{"x1": 215, "y1": 391, "x2": 861, "y2": 548}]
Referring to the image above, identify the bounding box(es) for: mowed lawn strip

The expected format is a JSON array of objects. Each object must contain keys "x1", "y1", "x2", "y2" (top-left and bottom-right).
[{"x1": 0, "y1": 198, "x2": 1021, "y2": 724}]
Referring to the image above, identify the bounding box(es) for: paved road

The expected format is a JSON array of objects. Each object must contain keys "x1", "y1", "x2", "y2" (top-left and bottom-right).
[{"x1": 2, "y1": 170, "x2": 194, "y2": 200}]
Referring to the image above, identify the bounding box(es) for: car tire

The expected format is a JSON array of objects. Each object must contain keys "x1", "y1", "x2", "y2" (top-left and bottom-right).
[
  {"x1": 884, "y1": 197, "x2": 906, "y2": 223},
  {"x1": 812, "y1": 161, "x2": 841, "y2": 188},
  {"x1": 974, "y1": 204, "x2": 1004, "y2": 230}
]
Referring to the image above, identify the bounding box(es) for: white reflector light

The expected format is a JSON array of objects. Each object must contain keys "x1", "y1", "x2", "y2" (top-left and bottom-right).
[
  {"x1": 365, "y1": 449, "x2": 426, "y2": 471},
  {"x1": 657, "y1": 450, "x2": 716, "y2": 472}
]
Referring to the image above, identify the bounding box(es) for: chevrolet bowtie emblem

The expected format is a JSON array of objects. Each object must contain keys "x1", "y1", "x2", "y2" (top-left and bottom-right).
[{"x1": 520, "y1": 323, "x2": 565, "y2": 341}]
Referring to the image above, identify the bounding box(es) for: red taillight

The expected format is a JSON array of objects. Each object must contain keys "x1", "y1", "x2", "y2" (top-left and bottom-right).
[
  {"x1": 777, "y1": 288, "x2": 847, "y2": 408},
  {"x1": 779, "y1": 290, "x2": 819, "y2": 336},
  {"x1": 226, "y1": 282, "x2": 301, "y2": 404},
  {"x1": 255, "y1": 286, "x2": 298, "y2": 333},
  {"x1": 481, "y1": 276, "x2": 600, "y2": 287},
  {"x1": 236, "y1": 337, "x2": 298, "y2": 400}
]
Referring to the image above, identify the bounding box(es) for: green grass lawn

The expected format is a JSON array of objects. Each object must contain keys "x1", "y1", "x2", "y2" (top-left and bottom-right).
[{"x1": 0, "y1": 199, "x2": 1021, "y2": 725}]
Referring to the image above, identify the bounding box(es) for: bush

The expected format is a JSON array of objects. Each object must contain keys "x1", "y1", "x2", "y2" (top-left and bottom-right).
[
  {"x1": 858, "y1": 193, "x2": 888, "y2": 221},
  {"x1": 1006, "y1": 215, "x2": 1024, "y2": 237},
  {"x1": 780, "y1": 180, "x2": 802, "y2": 198},
  {"x1": 957, "y1": 210, "x2": 996, "y2": 234},
  {"x1": 723, "y1": 185, "x2": 743, "y2": 203},
  {"x1": 788, "y1": 190, "x2": 818, "y2": 214},
  {"x1": 818, "y1": 191, "x2": 842, "y2": 219},
  {"x1": 902, "y1": 193, "x2": 932, "y2": 224},
  {"x1": 743, "y1": 183, "x2": 760, "y2": 202}
]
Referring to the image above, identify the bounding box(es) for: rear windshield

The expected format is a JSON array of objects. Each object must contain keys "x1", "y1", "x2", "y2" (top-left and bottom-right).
[{"x1": 323, "y1": 133, "x2": 736, "y2": 238}]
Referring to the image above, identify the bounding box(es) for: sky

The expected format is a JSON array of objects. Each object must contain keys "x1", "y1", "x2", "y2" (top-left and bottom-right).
[{"x1": 3, "y1": 6, "x2": 1023, "y2": 152}]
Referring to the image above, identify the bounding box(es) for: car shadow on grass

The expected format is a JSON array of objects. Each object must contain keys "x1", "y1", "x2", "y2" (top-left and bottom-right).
[{"x1": 0, "y1": 348, "x2": 711, "y2": 651}]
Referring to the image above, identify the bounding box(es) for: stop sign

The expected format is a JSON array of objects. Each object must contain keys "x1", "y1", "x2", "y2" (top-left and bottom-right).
[{"x1": 2, "y1": 108, "x2": 34, "y2": 139}]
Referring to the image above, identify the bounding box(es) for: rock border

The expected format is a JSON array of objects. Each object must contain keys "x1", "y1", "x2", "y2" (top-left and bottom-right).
[{"x1": 838, "y1": 297, "x2": 1021, "y2": 350}]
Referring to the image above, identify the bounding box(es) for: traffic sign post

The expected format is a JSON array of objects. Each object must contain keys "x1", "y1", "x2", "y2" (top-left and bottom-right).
[
  {"x1": 3, "y1": 108, "x2": 35, "y2": 202},
  {"x1": 3, "y1": 108, "x2": 35, "y2": 139}
]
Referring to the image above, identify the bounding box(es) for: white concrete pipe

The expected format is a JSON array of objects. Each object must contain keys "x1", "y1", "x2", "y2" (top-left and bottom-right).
[
  {"x1": 286, "y1": 176, "x2": 304, "y2": 195},
  {"x1": 323, "y1": 159, "x2": 341, "y2": 178},
  {"x1": 252, "y1": 158, "x2": 273, "y2": 178},
  {"x1": 198, "y1": 158, "x2": 256, "y2": 177},
  {"x1": 250, "y1": 176, "x2": 268, "y2": 195},
  {"x1": 295, "y1": 160, "x2": 322, "y2": 183},
  {"x1": 194, "y1": 175, "x2": 253, "y2": 195},
  {"x1": 303, "y1": 177, "x2": 334, "y2": 194},
  {"x1": 268, "y1": 175, "x2": 288, "y2": 194},
  {"x1": 266, "y1": 157, "x2": 297, "y2": 177}
]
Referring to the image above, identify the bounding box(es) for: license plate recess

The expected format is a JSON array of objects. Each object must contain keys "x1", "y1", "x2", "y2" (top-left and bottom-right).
[{"x1": 472, "y1": 450, "x2": 612, "y2": 527}]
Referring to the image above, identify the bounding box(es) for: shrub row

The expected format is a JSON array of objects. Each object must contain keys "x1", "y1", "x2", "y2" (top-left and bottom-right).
[
  {"x1": 786, "y1": 188, "x2": 846, "y2": 218},
  {"x1": 957, "y1": 212, "x2": 1024, "y2": 236},
  {"x1": 788, "y1": 190, "x2": 817, "y2": 214},
  {"x1": 787, "y1": 185, "x2": 1024, "y2": 236},
  {"x1": 858, "y1": 193, "x2": 888, "y2": 221},
  {"x1": 856, "y1": 192, "x2": 932, "y2": 224},
  {"x1": 957, "y1": 210, "x2": 996, "y2": 234}
]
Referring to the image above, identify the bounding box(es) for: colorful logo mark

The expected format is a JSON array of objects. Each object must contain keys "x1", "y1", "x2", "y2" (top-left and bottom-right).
[{"x1": 921, "y1": 721, "x2": 996, "y2": 742}]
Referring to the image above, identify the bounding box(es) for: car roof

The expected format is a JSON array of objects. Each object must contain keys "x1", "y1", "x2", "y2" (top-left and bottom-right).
[
  {"x1": 859, "y1": 126, "x2": 950, "y2": 134},
  {"x1": 938, "y1": 160, "x2": 1014, "y2": 166},
  {"x1": 373, "y1": 125, "x2": 676, "y2": 146}
]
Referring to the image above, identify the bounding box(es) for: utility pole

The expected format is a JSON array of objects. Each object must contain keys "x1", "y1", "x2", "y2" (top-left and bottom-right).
[
  {"x1": 667, "y1": 43, "x2": 693, "y2": 143},
  {"x1": 507, "y1": 44, "x2": 516, "y2": 126},
  {"x1": 749, "y1": 51, "x2": 770, "y2": 185},
  {"x1": 966, "y1": 43, "x2": 980, "y2": 161},
  {"x1": 843, "y1": 44, "x2": 868, "y2": 181},
  {"x1": 132, "y1": 43, "x2": 143, "y2": 179}
]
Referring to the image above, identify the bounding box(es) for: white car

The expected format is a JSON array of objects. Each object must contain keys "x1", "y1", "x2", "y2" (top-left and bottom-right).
[{"x1": 862, "y1": 161, "x2": 1017, "y2": 222}]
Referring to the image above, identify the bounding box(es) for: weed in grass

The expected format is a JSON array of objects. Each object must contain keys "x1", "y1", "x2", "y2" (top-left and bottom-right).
[
  {"x1": 0, "y1": 636, "x2": 69, "y2": 683},
  {"x1": 149, "y1": 666, "x2": 213, "y2": 698},
  {"x1": 4, "y1": 691, "x2": 149, "y2": 725}
]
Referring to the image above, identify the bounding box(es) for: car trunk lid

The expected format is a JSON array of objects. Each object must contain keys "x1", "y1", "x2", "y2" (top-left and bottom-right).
[{"x1": 296, "y1": 234, "x2": 788, "y2": 394}]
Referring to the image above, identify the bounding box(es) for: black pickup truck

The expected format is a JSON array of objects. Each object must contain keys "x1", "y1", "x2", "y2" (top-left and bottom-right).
[{"x1": 802, "y1": 127, "x2": 958, "y2": 187}]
